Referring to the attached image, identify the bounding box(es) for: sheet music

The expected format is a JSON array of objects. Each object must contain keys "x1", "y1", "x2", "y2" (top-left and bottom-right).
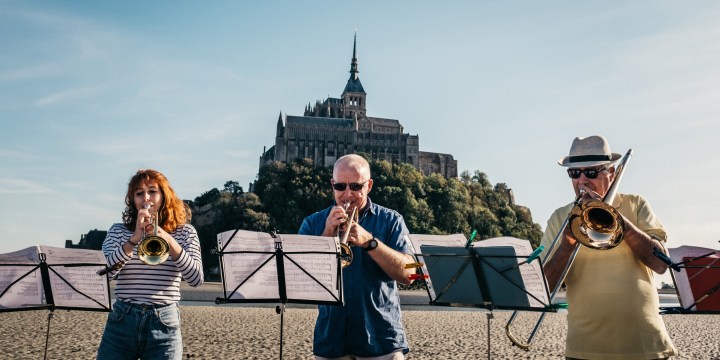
[
  {"x1": 406, "y1": 234, "x2": 467, "y2": 300},
  {"x1": 40, "y1": 246, "x2": 107, "y2": 265},
  {"x1": 0, "y1": 247, "x2": 39, "y2": 264},
  {"x1": 0, "y1": 247, "x2": 43, "y2": 309},
  {"x1": 0, "y1": 266, "x2": 43, "y2": 309},
  {"x1": 49, "y1": 266, "x2": 109, "y2": 309},
  {"x1": 278, "y1": 235, "x2": 339, "y2": 302},
  {"x1": 406, "y1": 234, "x2": 467, "y2": 254},
  {"x1": 217, "y1": 230, "x2": 341, "y2": 302},
  {"x1": 218, "y1": 230, "x2": 278, "y2": 299},
  {"x1": 40, "y1": 245, "x2": 110, "y2": 309},
  {"x1": 0, "y1": 246, "x2": 110, "y2": 310},
  {"x1": 473, "y1": 237, "x2": 549, "y2": 307},
  {"x1": 669, "y1": 245, "x2": 719, "y2": 310}
]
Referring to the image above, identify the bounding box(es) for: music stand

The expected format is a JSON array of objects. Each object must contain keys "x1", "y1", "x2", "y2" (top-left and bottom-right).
[
  {"x1": 213, "y1": 229, "x2": 344, "y2": 359},
  {"x1": 408, "y1": 235, "x2": 553, "y2": 359},
  {"x1": 658, "y1": 245, "x2": 720, "y2": 315},
  {"x1": 0, "y1": 246, "x2": 112, "y2": 360}
]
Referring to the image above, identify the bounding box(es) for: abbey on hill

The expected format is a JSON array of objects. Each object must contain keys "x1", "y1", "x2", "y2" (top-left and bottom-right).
[{"x1": 260, "y1": 33, "x2": 457, "y2": 178}]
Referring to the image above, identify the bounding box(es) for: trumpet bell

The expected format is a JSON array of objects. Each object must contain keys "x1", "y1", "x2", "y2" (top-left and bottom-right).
[
  {"x1": 339, "y1": 243, "x2": 353, "y2": 268},
  {"x1": 569, "y1": 199, "x2": 625, "y2": 250},
  {"x1": 137, "y1": 235, "x2": 170, "y2": 265}
]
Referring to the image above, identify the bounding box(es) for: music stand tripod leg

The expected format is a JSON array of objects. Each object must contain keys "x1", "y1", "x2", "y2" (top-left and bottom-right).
[
  {"x1": 486, "y1": 311, "x2": 494, "y2": 359},
  {"x1": 44, "y1": 309, "x2": 54, "y2": 360},
  {"x1": 275, "y1": 303, "x2": 286, "y2": 359}
]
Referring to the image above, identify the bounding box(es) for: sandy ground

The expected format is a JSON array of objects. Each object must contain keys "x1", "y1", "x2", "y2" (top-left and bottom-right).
[{"x1": 1, "y1": 283, "x2": 717, "y2": 359}]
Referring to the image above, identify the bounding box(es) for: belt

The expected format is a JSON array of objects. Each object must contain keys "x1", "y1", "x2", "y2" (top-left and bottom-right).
[{"x1": 117, "y1": 300, "x2": 175, "y2": 310}]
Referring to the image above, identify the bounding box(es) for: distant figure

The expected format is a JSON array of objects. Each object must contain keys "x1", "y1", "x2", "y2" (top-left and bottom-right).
[
  {"x1": 299, "y1": 154, "x2": 415, "y2": 360},
  {"x1": 542, "y1": 136, "x2": 676, "y2": 359},
  {"x1": 97, "y1": 169, "x2": 203, "y2": 360}
]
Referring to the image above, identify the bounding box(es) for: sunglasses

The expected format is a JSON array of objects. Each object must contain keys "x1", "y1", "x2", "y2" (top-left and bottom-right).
[
  {"x1": 567, "y1": 168, "x2": 606, "y2": 179},
  {"x1": 332, "y1": 180, "x2": 368, "y2": 192}
]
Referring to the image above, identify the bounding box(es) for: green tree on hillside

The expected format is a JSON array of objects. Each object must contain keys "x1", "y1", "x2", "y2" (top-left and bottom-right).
[
  {"x1": 191, "y1": 158, "x2": 543, "y2": 279},
  {"x1": 252, "y1": 158, "x2": 333, "y2": 233}
]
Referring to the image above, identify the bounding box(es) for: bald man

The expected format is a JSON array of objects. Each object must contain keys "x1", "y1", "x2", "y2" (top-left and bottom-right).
[{"x1": 299, "y1": 154, "x2": 415, "y2": 360}]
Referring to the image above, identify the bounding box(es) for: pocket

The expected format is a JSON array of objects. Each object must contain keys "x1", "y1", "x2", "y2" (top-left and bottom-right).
[
  {"x1": 107, "y1": 303, "x2": 127, "y2": 323},
  {"x1": 156, "y1": 305, "x2": 181, "y2": 329}
]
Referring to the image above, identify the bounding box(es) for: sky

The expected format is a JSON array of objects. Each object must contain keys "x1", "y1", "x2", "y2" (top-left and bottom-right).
[{"x1": 1, "y1": 1, "x2": 718, "y2": 286}]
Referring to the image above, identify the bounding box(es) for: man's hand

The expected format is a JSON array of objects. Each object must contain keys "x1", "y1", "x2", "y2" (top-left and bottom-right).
[
  {"x1": 322, "y1": 205, "x2": 349, "y2": 237},
  {"x1": 346, "y1": 223, "x2": 374, "y2": 248}
]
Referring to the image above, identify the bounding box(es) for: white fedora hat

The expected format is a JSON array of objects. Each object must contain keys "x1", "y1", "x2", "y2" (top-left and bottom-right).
[{"x1": 558, "y1": 135, "x2": 622, "y2": 168}]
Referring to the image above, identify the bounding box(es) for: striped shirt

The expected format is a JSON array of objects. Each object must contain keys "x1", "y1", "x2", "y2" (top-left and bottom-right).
[{"x1": 102, "y1": 223, "x2": 204, "y2": 305}]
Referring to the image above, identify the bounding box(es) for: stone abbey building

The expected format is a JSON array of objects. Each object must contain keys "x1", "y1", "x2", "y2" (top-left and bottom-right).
[{"x1": 259, "y1": 34, "x2": 457, "y2": 178}]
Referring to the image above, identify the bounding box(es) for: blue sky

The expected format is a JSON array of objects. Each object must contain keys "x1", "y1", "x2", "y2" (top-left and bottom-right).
[{"x1": 1, "y1": 1, "x2": 718, "y2": 282}]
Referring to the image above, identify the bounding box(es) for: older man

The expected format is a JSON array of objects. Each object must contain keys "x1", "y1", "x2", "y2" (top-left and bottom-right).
[
  {"x1": 542, "y1": 135, "x2": 676, "y2": 359},
  {"x1": 299, "y1": 154, "x2": 415, "y2": 360}
]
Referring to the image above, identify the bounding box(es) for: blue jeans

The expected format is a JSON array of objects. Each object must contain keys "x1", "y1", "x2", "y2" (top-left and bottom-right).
[{"x1": 97, "y1": 300, "x2": 183, "y2": 360}]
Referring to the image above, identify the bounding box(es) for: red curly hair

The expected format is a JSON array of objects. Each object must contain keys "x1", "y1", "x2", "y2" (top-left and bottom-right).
[{"x1": 122, "y1": 169, "x2": 191, "y2": 232}]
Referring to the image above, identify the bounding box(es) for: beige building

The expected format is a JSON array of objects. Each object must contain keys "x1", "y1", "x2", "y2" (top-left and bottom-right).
[{"x1": 260, "y1": 34, "x2": 457, "y2": 178}]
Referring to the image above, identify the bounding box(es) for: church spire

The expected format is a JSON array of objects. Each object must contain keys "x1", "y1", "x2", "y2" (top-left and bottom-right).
[
  {"x1": 342, "y1": 28, "x2": 365, "y2": 95},
  {"x1": 350, "y1": 29, "x2": 359, "y2": 80},
  {"x1": 342, "y1": 28, "x2": 366, "y2": 119}
]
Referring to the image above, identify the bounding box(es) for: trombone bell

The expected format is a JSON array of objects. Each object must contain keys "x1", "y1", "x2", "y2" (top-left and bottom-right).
[{"x1": 569, "y1": 199, "x2": 625, "y2": 250}]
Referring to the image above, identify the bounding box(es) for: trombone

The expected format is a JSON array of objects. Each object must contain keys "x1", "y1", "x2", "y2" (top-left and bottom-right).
[
  {"x1": 505, "y1": 149, "x2": 633, "y2": 350},
  {"x1": 137, "y1": 204, "x2": 170, "y2": 265}
]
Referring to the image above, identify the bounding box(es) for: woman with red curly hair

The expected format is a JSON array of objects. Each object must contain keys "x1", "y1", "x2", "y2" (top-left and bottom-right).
[{"x1": 97, "y1": 169, "x2": 203, "y2": 360}]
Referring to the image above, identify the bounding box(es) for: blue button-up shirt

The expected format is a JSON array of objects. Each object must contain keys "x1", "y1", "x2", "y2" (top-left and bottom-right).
[{"x1": 298, "y1": 198, "x2": 411, "y2": 358}]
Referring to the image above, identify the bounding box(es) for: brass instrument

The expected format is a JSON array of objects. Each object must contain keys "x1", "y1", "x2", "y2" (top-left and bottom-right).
[
  {"x1": 137, "y1": 204, "x2": 170, "y2": 265},
  {"x1": 338, "y1": 202, "x2": 358, "y2": 268},
  {"x1": 505, "y1": 149, "x2": 632, "y2": 350}
]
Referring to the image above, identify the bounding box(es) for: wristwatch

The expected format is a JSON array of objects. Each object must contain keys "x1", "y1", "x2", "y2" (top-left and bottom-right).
[{"x1": 366, "y1": 238, "x2": 379, "y2": 251}]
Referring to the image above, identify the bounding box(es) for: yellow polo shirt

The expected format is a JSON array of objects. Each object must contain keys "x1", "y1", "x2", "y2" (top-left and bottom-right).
[{"x1": 541, "y1": 193, "x2": 677, "y2": 359}]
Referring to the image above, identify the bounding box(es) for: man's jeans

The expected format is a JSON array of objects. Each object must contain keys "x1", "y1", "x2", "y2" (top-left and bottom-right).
[{"x1": 97, "y1": 300, "x2": 182, "y2": 360}]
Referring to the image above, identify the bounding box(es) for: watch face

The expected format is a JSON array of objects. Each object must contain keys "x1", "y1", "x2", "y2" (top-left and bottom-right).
[{"x1": 368, "y1": 239, "x2": 378, "y2": 250}]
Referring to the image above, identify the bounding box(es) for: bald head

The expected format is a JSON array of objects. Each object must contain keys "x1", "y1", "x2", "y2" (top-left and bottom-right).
[
  {"x1": 332, "y1": 154, "x2": 373, "y2": 210},
  {"x1": 333, "y1": 154, "x2": 371, "y2": 180}
]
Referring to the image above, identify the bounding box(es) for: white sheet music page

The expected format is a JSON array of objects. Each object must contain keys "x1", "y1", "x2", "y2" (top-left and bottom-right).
[
  {"x1": 40, "y1": 246, "x2": 110, "y2": 309},
  {"x1": 0, "y1": 247, "x2": 44, "y2": 309},
  {"x1": 277, "y1": 234, "x2": 340, "y2": 302},
  {"x1": 217, "y1": 230, "x2": 341, "y2": 302},
  {"x1": 217, "y1": 230, "x2": 279, "y2": 300},
  {"x1": 473, "y1": 237, "x2": 549, "y2": 307},
  {"x1": 405, "y1": 234, "x2": 467, "y2": 300}
]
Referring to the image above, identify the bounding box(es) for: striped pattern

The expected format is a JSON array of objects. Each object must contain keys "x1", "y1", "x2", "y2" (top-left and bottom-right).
[{"x1": 102, "y1": 223, "x2": 203, "y2": 305}]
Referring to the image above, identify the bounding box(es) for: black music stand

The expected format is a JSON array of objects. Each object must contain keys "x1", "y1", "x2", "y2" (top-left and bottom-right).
[
  {"x1": 213, "y1": 229, "x2": 344, "y2": 359},
  {"x1": 417, "y1": 244, "x2": 553, "y2": 359},
  {"x1": 658, "y1": 246, "x2": 720, "y2": 315},
  {"x1": 0, "y1": 246, "x2": 112, "y2": 360}
]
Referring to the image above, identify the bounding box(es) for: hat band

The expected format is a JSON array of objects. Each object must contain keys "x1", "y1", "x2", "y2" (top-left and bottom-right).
[{"x1": 568, "y1": 154, "x2": 611, "y2": 163}]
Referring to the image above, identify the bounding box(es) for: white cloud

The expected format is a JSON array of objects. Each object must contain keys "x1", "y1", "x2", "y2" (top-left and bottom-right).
[
  {"x1": 0, "y1": 178, "x2": 52, "y2": 194},
  {"x1": 0, "y1": 63, "x2": 62, "y2": 82},
  {"x1": 0, "y1": 149, "x2": 40, "y2": 161},
  {"x1": 34, "y1": 84, "x2": 107, "y2": 106}
]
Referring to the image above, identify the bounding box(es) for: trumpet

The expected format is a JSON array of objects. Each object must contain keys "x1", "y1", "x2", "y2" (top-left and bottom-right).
[
  {"x1": 505, "y1": 149, "x2": 632, "y2": 350},
  {"x1": 137, "y1": 204, "x2": 170, "y2": 265},
  {"x1": 337, "y1": 202, "x2": 358, "y2": 268}
]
